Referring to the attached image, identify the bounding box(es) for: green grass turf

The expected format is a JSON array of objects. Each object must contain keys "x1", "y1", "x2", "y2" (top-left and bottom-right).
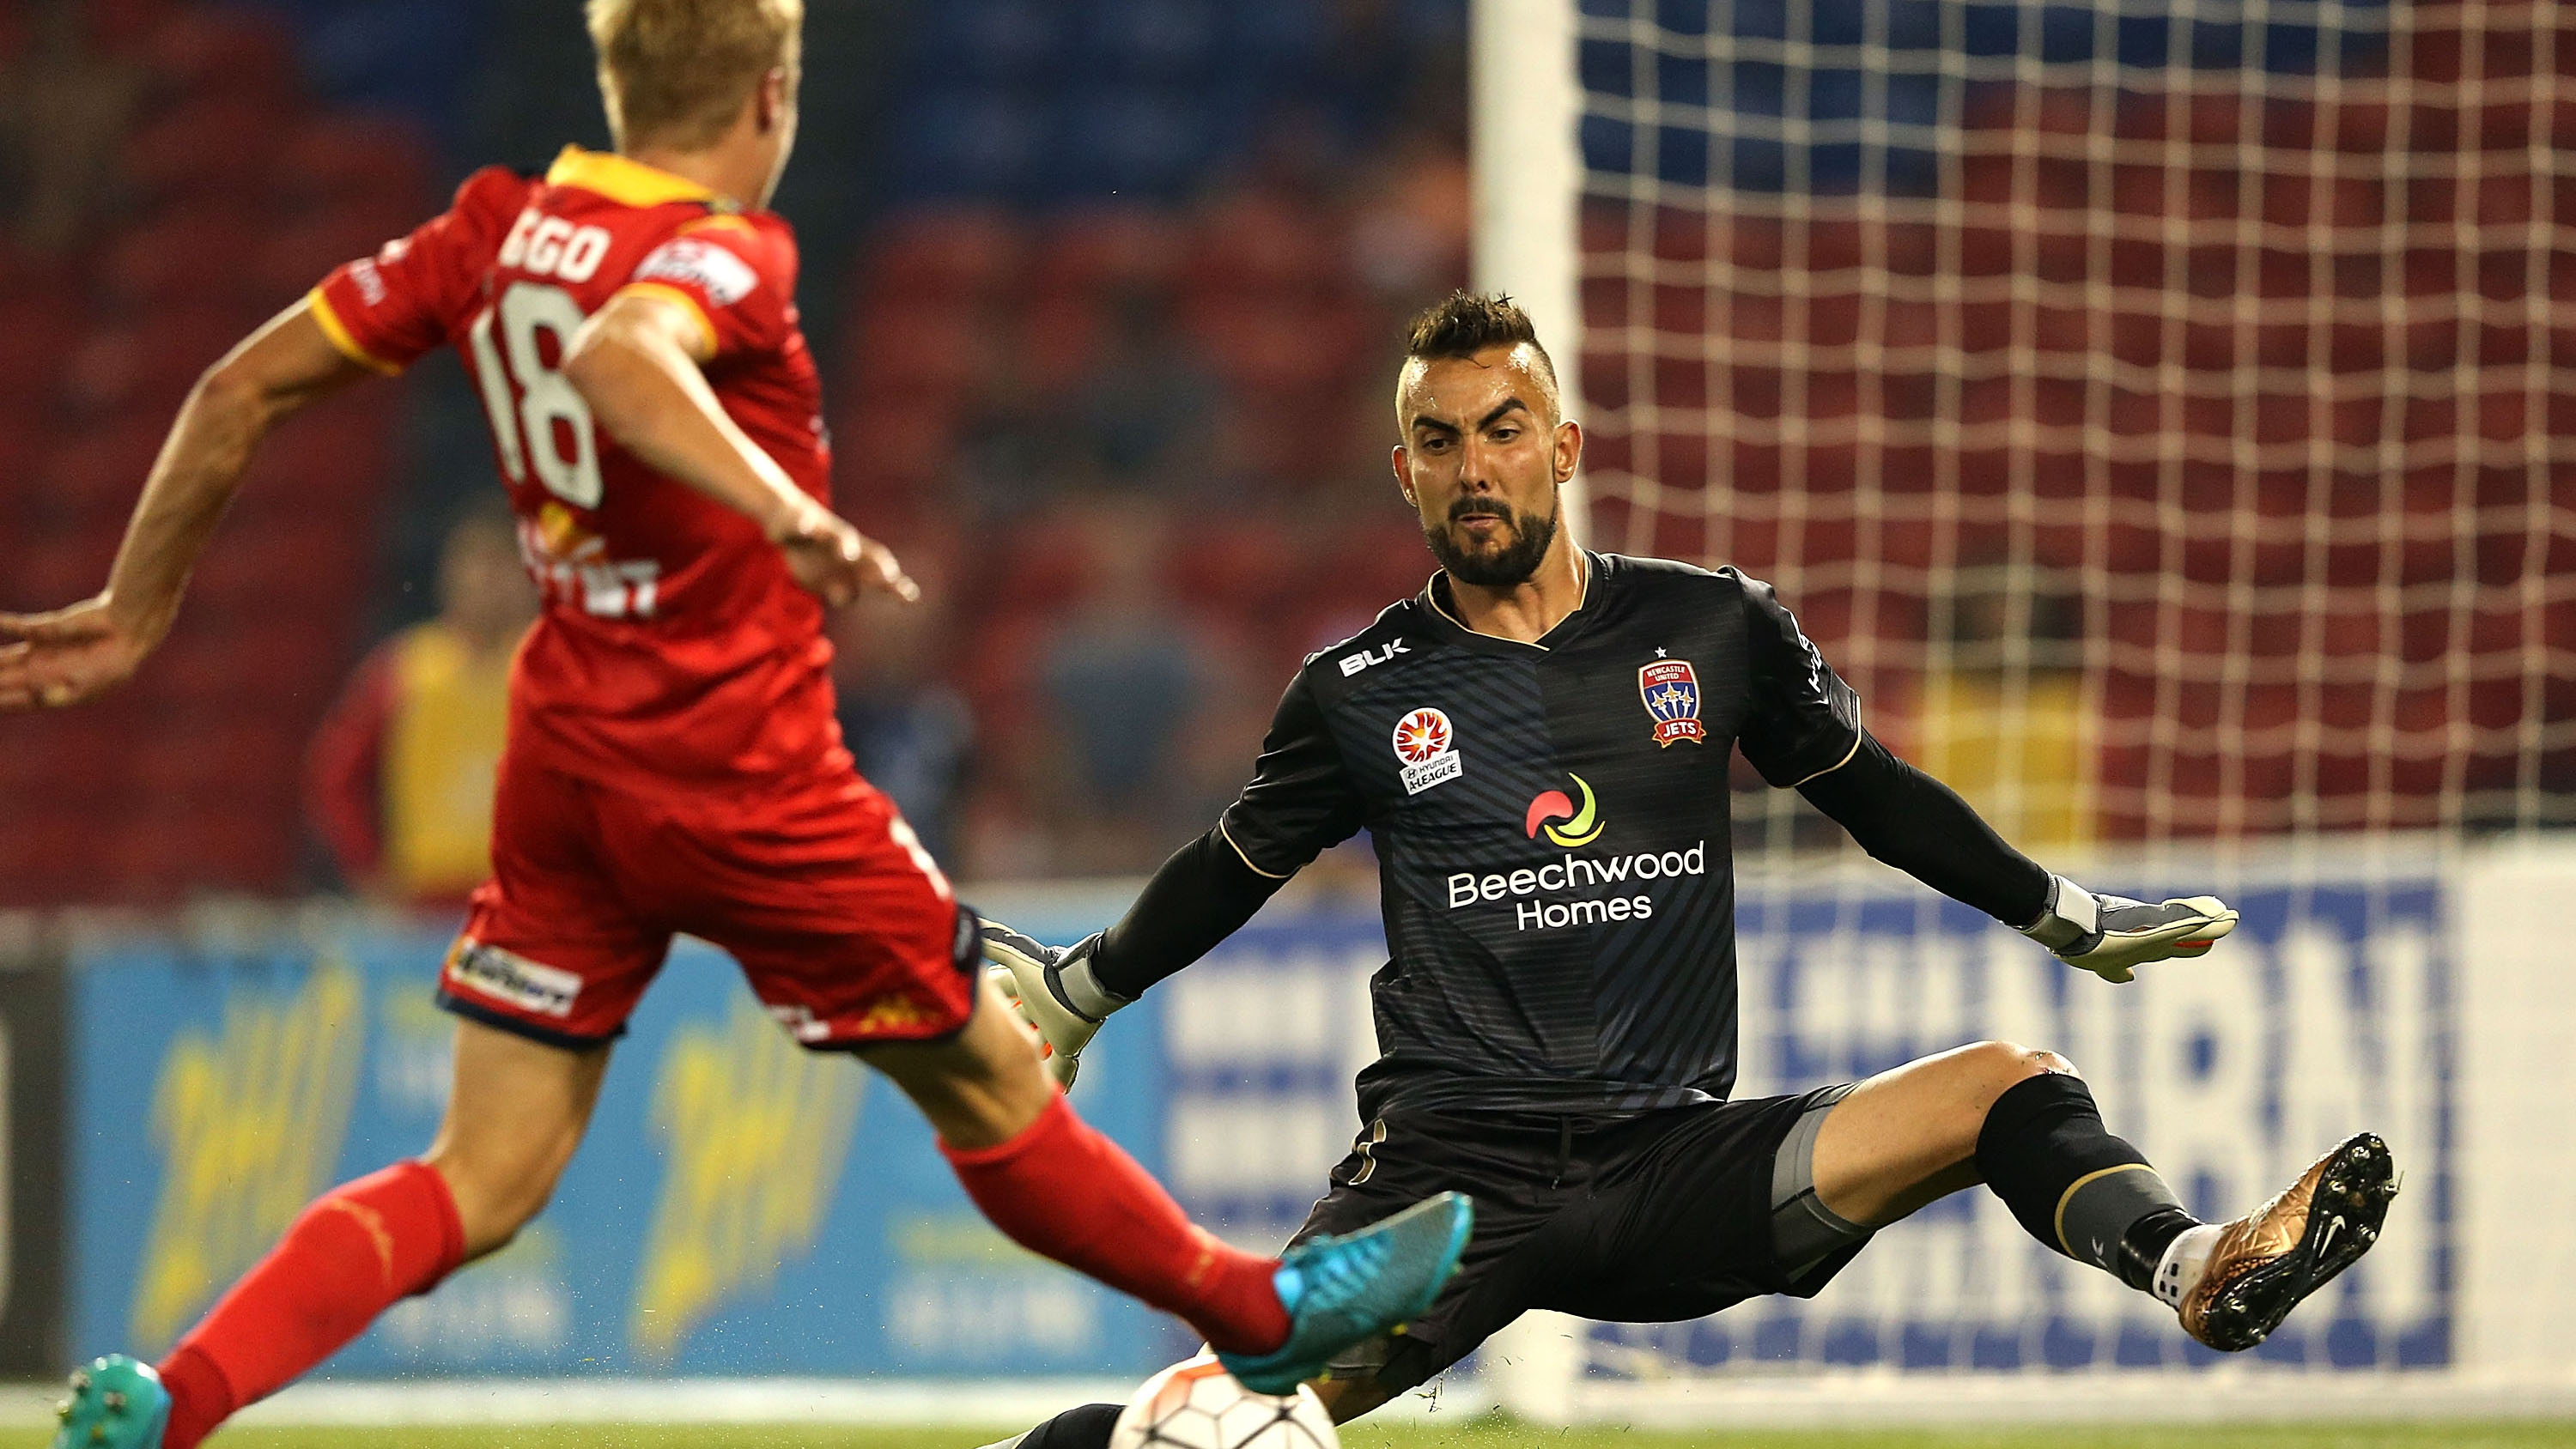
[{"x1": 8, "y1": 1420, "x2": 2568, "y2": 1449}]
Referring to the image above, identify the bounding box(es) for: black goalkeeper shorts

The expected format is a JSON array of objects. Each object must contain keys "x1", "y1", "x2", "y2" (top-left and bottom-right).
[{"x1": 1287, "y1": 1085, "x2": 1866, "y2": 1394}]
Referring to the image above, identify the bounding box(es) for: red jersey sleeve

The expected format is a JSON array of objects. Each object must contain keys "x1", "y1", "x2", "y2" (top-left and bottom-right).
[
  {"x1": 613, "y1": 213, "x2": 797, "y2": 361},
  {"x1": 310, "y1": 165, "x2": 529, "y2": 374}
]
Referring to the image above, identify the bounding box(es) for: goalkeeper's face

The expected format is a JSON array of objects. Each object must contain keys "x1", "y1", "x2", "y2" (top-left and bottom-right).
[{"x1": 1394, "y1": 344, "x2": 1581, "y2": 587}]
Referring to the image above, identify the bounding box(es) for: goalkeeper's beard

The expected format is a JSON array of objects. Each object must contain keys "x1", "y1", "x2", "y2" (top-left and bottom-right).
[{"x1": 1426, "y1": 491, "x2": 1560, "y2": 587}]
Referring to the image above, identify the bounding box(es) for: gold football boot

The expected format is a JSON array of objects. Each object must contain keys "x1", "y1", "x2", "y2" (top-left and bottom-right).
[{"x1": 2179, "y1": 1131, "x2": 2397, "y2": 1351}]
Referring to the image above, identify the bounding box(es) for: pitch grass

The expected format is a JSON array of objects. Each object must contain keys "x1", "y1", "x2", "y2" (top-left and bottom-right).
[{"x1": 7, "y1": 1421, "x2": 2566, "y2": 1449}]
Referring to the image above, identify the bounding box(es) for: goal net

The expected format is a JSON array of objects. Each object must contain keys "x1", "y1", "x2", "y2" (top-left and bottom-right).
[{"x1": 1468, "y1": 0, "x2": 2574, "y2": 1416}]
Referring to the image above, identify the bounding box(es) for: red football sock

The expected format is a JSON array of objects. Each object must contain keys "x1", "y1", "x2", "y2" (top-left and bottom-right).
[
  {"x1": 155, "y1": 1160, "x2": 465, "y2": 1449},
  {"x1": 942, "y1": 1093, "x2": 1289, "y2": 1355}
]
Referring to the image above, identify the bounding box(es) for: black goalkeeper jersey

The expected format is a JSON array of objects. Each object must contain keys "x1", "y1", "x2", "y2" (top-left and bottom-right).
[{"x1": 1217, "y1": 552, "x2": 1863, "y2": 1119}]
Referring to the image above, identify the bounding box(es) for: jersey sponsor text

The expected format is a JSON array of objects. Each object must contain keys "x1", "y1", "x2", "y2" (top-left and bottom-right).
[
  {"x1": 1445, "y1": 840, "x2": 1706, "y2": 930},
  {"x1": 634, "y1": 237, "x2": 757, "y2": 306},
  {"x1": 445, "y1": 939, "x2": 585, "y2": 1018}
]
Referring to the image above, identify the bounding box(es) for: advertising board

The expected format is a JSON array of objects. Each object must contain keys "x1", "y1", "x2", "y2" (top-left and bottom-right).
[{"x1": 67, "y1": 909, "x2": 1169, "y2": 1378}]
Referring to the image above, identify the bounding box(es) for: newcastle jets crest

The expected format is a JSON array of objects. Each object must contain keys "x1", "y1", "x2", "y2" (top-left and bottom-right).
[{"x1": 1638, "y1": 659, "x2": 1706, "y2": 746}]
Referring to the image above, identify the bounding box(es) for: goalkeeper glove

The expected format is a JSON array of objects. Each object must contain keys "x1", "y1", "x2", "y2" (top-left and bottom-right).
[
  {"x1": 979, "y1": 919, "x2": 1127, "y2": 1088},
  {"x1": 2018, "y1": 875, "x2": 2239, "y2": 984}
]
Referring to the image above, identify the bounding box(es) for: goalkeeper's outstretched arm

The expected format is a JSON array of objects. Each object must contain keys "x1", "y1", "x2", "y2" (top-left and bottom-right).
[
  {"x1": 1798, "y1": 729, "x2": 2236, "y2": 982},
  {"x1": 981, "y1": 825, "x2": 1291, "y2": 1086},
  {"x1": 988, "y1": 665, "x2": 1361, "y2": 1082},
  {"x1": 1097, "y1": 827, "x2": 1291, "y2": 1000}
]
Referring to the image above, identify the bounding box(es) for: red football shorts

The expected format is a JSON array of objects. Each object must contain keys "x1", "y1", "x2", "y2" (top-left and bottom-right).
[{"x1": 438, "y1": 749, "x2": 974, "y2": 1049}]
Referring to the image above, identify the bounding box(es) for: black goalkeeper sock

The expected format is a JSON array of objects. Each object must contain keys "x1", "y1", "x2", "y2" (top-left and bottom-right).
[
  {"x1": 1008, "y1": 1403, "x2": 1121, "y2": 1449},
  {"x1": 1975, "y1": 1072, "x2": 2197, "y2": 1291}
]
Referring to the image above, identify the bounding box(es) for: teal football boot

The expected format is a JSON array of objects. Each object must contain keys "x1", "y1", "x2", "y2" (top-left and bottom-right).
[
  {"x1": 52, "y1": 1356, "x2": 169, "y2": 1449},
  {"x1": 1217, "y1": 1190, "x2": 1473, "y2": 1395}
]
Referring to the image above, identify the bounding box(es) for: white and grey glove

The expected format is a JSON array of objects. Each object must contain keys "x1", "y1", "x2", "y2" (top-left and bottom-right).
[
  {"x1": 979, "y1": 919, "x2": 1128, "y2": 1088},
  {"x1": 2018, "y1": 875, "x2": 2239, "y2": 984}
]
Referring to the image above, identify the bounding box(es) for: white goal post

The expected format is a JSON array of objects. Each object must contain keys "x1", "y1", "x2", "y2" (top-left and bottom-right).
[{"x1": 1471, "y1": 0, "x2": 1592, "y2": 539}]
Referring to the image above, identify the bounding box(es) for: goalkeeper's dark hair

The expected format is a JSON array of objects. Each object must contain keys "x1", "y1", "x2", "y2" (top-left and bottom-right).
[{"x1": 1402, "y1": 291, "x2": 1560, "y2": 397}]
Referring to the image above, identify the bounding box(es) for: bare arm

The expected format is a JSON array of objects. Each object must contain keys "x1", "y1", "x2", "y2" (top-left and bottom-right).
[
  {"x1": 0, "y1": 300, "x2": 374, "y2": 711},
  {"x1": 562, "y1": 290, "x2": 914, "y2": 607}
]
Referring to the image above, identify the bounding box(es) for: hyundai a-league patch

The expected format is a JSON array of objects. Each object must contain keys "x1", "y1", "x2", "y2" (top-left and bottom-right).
[
  {"x1": 1638, "y1": 659, "x2": 1706, "y2": 746},
  {"x1": 1393, "y1": 706, "x2": 1464, "y2": 794}
]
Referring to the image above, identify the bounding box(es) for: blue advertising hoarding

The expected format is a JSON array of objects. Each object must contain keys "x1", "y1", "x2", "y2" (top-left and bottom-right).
[
  {"x1": 69, "y1": 905, "x2": 1172, "y2": 1379},
  {"x1": 1595, "y1": 868, "x2": 2455, "y2": 1377},
  {"x1": 64, "y1": 864, "x2": 2457, "y2": 1385}
]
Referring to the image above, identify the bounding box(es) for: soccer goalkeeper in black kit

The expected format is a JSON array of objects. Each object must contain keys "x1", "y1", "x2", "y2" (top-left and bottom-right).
[{"x1": 981, "y1": 294, "x2": 2396, "y2": 1446}]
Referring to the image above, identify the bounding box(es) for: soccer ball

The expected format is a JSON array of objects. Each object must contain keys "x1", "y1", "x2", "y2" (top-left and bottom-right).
[{"x1": 1108, "y1": 1355, "x2": 1340, "y2": 1449}]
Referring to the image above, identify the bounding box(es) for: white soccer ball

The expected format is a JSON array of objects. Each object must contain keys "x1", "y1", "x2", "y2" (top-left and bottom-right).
[{"x1": 1108, "y1": 1355, "x2": 1340, "y2": 1449}]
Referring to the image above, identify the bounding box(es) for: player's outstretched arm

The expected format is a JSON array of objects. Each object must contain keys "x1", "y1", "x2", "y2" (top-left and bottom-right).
[
  {"x1": 1798, "y1": 729, "x2": 2235, "y2": 983},
  {"x1": 992, "y1": 668, "x2": 1359, "y2": 1085},
  {"x1": 0, "y1": 301, "x2": 374, "y2": 712},
  {"x1": 563, "y1": 290, "x2": 914, "y2": 607},
  {"x1": 981, "y1": 827, "x2": 1291, "y2": 1088}
]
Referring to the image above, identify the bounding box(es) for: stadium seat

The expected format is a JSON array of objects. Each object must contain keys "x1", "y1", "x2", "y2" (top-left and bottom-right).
[
  {"x1": 120, "y1": 94, "x2": 298, "y2": 203},
  {"x1": 1011, "y1": 292, "x2": 1106, "y2": 390},
  {"x1": 979, "y1": 516, "x2": 1096, "y2": 613},
  {"x1": 98, "y1": 803, "x2": 295, "y2": 902},
  {"x1": 831, "y1": 397, "x2": 958, "y2": 494},
  {"x1": 1029, "y1": 208, "x2": 1188, "y2": 301},
  {"x1": 126, "y1": 716, "x2": 302, "y2": 814},
  {"x1": 0, "y1": 292, "x2": 82, "y2": 415},
  {"x1": 1188, "y1": 295, "x2": 1366, "y2": 393},
  {"x1": 1874, "y1": 518, "x2": 1939, "y2": 573},
  {"x1": 858, "y1": 208, "x2": 1026, "y2": 312},
  {"x1": 951, "y1": 607, "x2": 1055, "y2": 734},
  {"x1": 1577, "y1": 349, "x2": 1630, "y2": 411},
  {"x1": 1182, "y1": 192, "x2": 1341, "y2": 301},
  {"x1": 243, "y1": 205, "x2": 408, "y2": 311},
  {"x1": 0, "y1": 414, "x2": 39, "y2": 512},
  {"x1": 0, "y1": 528, "x2": 115, "y2": 614},
  {"x1": 1224, "y1": 0, "x2": 1325, "y2": 67},
  {"x1": 27, "y1": 433, "x2": 161, "y2": 524},
  {"x1": 1159, "y1": 514, "x2": 1300, "y2": 615},
  {"x1": 1052, "y1": 87, "x2": 1219, "y2": 201},
  {"x1": 99, "y1": 201, "x2": 263, "y2": 306},
  {"x1": 0, "y1": 802, "x2": 110, "y2": 906},
  {"x1": 1332, "y1": 522, "x2": 1440, "y2": 607},
  {"x1": 911, "y1": 0, "x2": 1065, "y2": 85},
  {"x1": 1786, "y1": 515, "x2": 1860, "y2": 569},
  {"x1": 888, "y1": 85, "x2": 1043, "y2": 199},
  {"x1": 187, "y1": 517, "x2": 368, "y2": 620},
  {"x1": 270, "y1": 118, "x2": 433, "y2": 218},
  {"x1": 1072, "y1": 0, "x2": 1220, "y2": 82},
  {"x1": 137, "y1": 6, "x2": 299, "y2": 102},
  {"x1": 145, "y1": 612, "x2": 349, "y2": 723},
  {"x1": 65, "y1": 305, "x2": 254, "y2": 419},
  {"x1": 841, "y1": 302, "x2": 987, "y2": 413}
]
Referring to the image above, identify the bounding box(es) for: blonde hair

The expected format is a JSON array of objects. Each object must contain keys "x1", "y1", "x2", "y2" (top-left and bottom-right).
[{"x1": 586, "y1": 0, "x2": 802, "y2": 150}]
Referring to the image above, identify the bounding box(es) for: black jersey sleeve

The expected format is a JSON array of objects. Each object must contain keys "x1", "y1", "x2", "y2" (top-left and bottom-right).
[
  {"x1": 1089, "y1": 828, "x2": 1289, "y2": 1000},
  {"x1": 1730, "y1": 570, "x2": 1866, "y2": 787},
  {"x1": 1799, "y1": 728, "x2": 2052, "y2": 925},
  {"x1": 1215, "y1": 668, "x2": 1370, "y2": 877}
]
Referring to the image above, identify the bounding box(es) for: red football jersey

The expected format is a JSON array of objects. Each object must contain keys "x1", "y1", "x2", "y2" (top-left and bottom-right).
[{"x1": 310, "y1": 146, "x2": 841, "y2": 797}]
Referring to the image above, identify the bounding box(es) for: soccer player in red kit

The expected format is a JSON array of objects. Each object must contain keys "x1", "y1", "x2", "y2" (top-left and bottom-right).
[{"x1": 3, "y1": 4, "x2": 1467, "y2": 1445}]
